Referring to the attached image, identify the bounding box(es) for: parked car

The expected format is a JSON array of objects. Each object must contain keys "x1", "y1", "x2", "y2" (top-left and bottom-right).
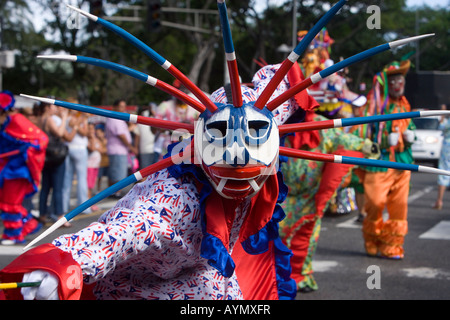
[{"x1": 411, "y1": 115, "x2": 444, "y2": 167}]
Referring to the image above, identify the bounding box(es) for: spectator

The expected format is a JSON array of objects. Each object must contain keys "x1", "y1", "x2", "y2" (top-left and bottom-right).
[
  {"x1": 38, "y1": 101, "x2": 71, "y2": 226},
  {"x1": 95, "y1": 123, "x2": 109, "y2": 192},
  {"x1": 87, "y1": 122, "x2": 105, "y2": 212},
  {"x1": 105, "y1": 99, "x2": 137, "y2": 197},
  {"x1": 135, "y1": 105, "x2": 157, "y2": 169},
  {"x1": 432, "y1": 104, "x2": 450, "y2": 210},
  {"x1": 62, "y1": 103, "x2": 90, "y2": 215},
  {"x1": 127, "y1": 122, "x2": 139, "y2": 175}
]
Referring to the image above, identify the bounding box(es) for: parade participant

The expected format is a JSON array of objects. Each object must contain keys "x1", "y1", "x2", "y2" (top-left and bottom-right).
[
  {"x1": 0, "y1": 1, "x2": 442, "y2": 300},
  {"x1": 359, "y1": 59, "x2": 416, "y2": 259},
  {"x1": 280, "y1": 110, "x2": 379, "y2": 292},
  {"x1": 0, "y1": 91, "x2": 48, "y2": 245},
  {"x1": 432, "y1": 104, "x2": 449, "y2": 210}
]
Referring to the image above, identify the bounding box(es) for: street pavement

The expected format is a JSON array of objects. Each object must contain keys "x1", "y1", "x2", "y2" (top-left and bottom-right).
[{"x1": 0, "y1": 163, "x2": 449, "y2": 300}]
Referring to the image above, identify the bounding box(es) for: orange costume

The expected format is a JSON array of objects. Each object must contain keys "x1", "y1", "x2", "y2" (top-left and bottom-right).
[{"x1": 356, "y1": 60, "x2": 415, "y2": 259}]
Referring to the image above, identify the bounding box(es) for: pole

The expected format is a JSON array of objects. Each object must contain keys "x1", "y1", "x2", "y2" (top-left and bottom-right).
[
  {"x1": 292, "y1": 0, "x2": 297, "y2": 49},
  {"x1": 415, "y1": 10, "x2": 420, "y2": 72}
]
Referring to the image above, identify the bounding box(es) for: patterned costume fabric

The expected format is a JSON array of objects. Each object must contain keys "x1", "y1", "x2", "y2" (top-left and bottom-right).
[{"x1": 279, "y1": 112, "x2": 365, "y2": 291}]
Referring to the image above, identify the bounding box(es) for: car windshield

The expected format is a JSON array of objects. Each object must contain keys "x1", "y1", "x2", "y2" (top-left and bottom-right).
[{"x1": 412, "y1": 118, "x2": 440, "y2": 130}]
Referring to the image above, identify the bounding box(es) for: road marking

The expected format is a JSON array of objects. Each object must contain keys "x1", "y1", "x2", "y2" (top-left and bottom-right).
[
  {"x1": 336, "y1": 212, "x2": 389, "y2": 229},
  {"x1": 311, "y1": 260, "x2": 340, "y2": 272},
  {"x1": 419, "y1": 221, "x2": 450, "y2": 240},
  {"x1": 336, "y1": 217, "x2": 361, "y2": 229},
  {"x1": 0, "y1": 245, "x2": 25, "y2": 256},
  {"x1": 407, "y1": 186, "x2": 434, "y2": 203},
  {"x1": 402, "y1": 267, "x2": 450, "y2": 280}
]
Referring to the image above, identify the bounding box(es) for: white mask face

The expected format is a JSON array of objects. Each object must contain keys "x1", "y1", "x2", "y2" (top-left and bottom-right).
[{"x1": 194, "y1": 102, "x2": 279, "y2": 199}]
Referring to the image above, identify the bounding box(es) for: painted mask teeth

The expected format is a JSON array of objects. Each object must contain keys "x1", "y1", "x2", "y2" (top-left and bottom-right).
[{"x1": 215, "y1": 177, "x2": 259, "y2": 193}]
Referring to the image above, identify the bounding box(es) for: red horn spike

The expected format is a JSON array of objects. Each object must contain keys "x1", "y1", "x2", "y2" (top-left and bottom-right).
[
  {"x1": 266, "y1": 78, "x2": 313, "y2": 112},
  {"x1": 279, "y1": 146, "x2": 335, "y2": 163},
  {"x1": 136, "y1": 116, "x2": 195, "y2": 133}
]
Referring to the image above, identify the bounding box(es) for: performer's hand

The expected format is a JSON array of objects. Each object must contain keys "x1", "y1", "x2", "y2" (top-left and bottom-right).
[
  {"x1": 402, "y1": 129, "x2": 415, "y2": 144},
  {"x1": 388, "y1": 132, "x2": 399, "y2": 146},
  {"x1": 21, "y1": 270, "x2": 59, "y2": 300}
]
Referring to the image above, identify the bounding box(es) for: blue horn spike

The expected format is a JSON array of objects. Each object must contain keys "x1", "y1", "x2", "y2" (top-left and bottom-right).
[
  {"x1": 36, "y1": 55, "x2": 206, "y2": 113},
  {"x1": 66, "y1": 4, "x2": 217, "y2": 113},
  {"x1": 20, "y1": 94, "x2": 194, "y2": 132},
  {"x1": 217, "y1": 0, "x2": 243, "y2": 107},
  {"x1": 255, "y1": 0, "x2": 347, "y2": 109},
  {"x1": 23, "y1": 144, "x2": 193, "y2": 251}
]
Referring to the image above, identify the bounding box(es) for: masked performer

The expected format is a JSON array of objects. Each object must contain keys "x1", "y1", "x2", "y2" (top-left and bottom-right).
[
  {"x1": 280, "y1": 112, "x2": 378, "y2": 292},
  {"x1": 357, "y1": 60, "x2": 416, "y2": 259},
  {"x1": 278, "y1": 66, "x2": 379, "y2": 292},
  {"x1": 0, "y1": 91, "x2": 48, "y2": 245}
]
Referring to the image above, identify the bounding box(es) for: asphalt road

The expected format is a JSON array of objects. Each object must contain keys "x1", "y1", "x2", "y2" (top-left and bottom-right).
[
  {"x1": 296, "y1": 163, "x2": 450, "y2": 300},
  {"x1": 0, "y1": 162, "x2": 449, "y2": 300}
]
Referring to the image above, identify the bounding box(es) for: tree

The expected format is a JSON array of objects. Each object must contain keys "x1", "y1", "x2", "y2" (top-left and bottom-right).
[{"x1": 2, "y1": 0, "x2": 447, "y2": 107}]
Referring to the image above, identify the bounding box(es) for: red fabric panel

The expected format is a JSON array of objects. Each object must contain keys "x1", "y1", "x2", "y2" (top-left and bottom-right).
[
  {"x1": 0, "y1": 244, "x2": 83, "y2": 300},
  {"x1": 314, "y1": 150, "x2": 363, "y2": 216},
  {"x1": 232, "y1": 240, "x2": 279, "y2": 300}
]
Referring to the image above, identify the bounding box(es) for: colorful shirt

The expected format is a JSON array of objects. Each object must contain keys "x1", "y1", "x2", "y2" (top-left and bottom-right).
[
  {"x1": 105, "y1": 118, "x2": 131, "y2": 156},
  {"x1": 352, "y1": 96, "x2": 416, "y2": 172}
]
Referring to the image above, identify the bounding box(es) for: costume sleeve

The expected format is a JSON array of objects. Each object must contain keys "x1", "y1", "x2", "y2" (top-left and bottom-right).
[
  {"x1": 324, "y1": 127, "x2": 366, "y2": 154},
  {"x1": 52, "y1": 170, "x2": 202, "y2": 283}
]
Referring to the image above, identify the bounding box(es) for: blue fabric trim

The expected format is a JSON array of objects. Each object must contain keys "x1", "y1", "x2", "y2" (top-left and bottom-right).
[
  {"x1": 0, "y1": 212, "x2": 23, "y2": 222},
  {"x1": 273, "y1": 237, "x2": 297, "y2": 300},
  {"x1": 200, "y1": 234, "x2": 236, "y2": 278},
  {"x1": 3, "y1": 227, "x2": 22, "y2": 237}
]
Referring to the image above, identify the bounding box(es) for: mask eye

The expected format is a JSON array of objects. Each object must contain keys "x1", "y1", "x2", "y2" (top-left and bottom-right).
[
  {"x1": 205, "y1": 120, "x2": 228, "y2": 142},
  {"x1": 248, "y1": 120, "x2": 269, "y2": 138}
]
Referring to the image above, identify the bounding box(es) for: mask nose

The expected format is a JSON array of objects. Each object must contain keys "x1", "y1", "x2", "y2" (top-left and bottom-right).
[{"x1": 224, "y1": 140, "x2": 249, "y2": 166}]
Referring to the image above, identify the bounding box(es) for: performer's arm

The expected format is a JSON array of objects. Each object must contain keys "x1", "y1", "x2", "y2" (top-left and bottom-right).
[{"x1": 53, "y1": 170, "x2": 201, "y2": 282}]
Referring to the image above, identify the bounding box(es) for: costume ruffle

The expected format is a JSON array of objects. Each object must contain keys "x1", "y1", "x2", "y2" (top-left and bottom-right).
[{"x1": 0, "y1": 114, "x2": 48, "y2": 197}]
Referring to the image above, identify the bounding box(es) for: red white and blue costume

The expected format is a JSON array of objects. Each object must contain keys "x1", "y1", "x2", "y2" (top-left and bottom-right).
[{"x1": 0, "y1": 91, "x2": 47, "y2": 244}]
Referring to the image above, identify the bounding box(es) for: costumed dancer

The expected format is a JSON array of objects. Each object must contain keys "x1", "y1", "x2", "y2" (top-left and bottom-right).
[
  {"x1": 278, "y1": 63, "x2": 380, "y2": 292},
  {"x1": 357, "y1": 59, "x2": 416, "y2": 259},
  {"x1": 0, "y1": 1, "x2": 442, "y2": 300},
  {"x1": 0, "y1": 91, "x2": 48, "y2": 245},
  {"x1": 298, "y1": 29, "x2": 366, "y2": 119}
]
